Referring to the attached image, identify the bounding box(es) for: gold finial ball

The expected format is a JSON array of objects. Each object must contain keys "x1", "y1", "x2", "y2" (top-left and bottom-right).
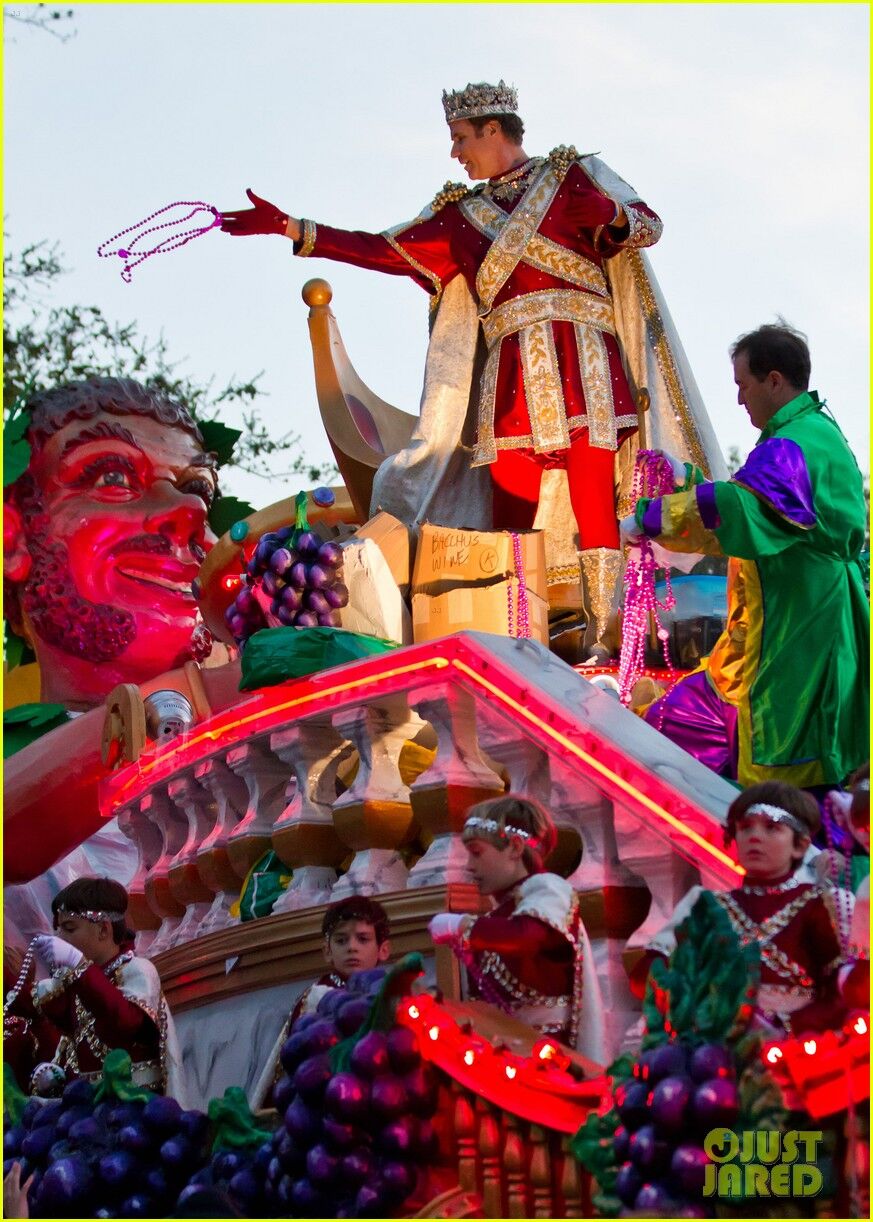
[{"x1": 302, "y1": 278, "x2": 332, "y2": 307}]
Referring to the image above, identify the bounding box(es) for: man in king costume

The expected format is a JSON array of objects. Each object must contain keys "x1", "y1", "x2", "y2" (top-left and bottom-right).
[
  {"x1": 622, "y1": 323, "x2": 868, "y2": 788},
  {"x1": 221, "y1": 80, "x2": 725, "y2": 658}
]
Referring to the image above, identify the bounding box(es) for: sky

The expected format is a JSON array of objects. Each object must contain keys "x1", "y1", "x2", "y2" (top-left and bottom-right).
[{"x1": 4, "y1": 2, "x2": 869, "y2": 509}]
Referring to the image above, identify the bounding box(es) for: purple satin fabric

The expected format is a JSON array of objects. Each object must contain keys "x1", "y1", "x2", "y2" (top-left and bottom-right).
[
  {"x1": 643, "y1": 669, "x2": 739, "y2": 779},
  {"x1": 695, "y1": 482, "x2": 721, "y2": 530},
  {"x1": 732, "y1": 437, "x2": 816, "y2": 529},
  {"x1": 641, "y1": 498, "x2": 663, "y2": 537}
]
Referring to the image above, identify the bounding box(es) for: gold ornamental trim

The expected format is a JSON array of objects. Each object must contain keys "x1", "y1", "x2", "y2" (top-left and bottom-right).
[
  {"x1": 296, "y1": 218, "x2": 317, "y2": 258},
  {"x1": 519, "y1": 320, "x2": 569, "y2": 452},
  {"x1": 382, "y1": 230, "x2": 444, "y2": 300},
  {"x1": 460, "y1": 193, "x2": 608, "y2": 299},
  {"x1": 625, "y1": 250, "x2": 708, "y2": 474},
  {"x1": 574, "y1": 323, "x2": 616, "y2": 449},
  {"x1": 480, "y1": 288, "x2": 615, "y2": 347},
  {"x1": 474, "y1": 161, "x2": 564, "y2": 312}
]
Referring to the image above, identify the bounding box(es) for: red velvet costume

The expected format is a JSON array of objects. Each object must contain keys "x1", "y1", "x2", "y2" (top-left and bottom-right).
[
  {"x1": 640, "y1": 876, "x2": 856, "y2": 1035},
  {"x1": 30, "y1": 950, "x2": 163, "y2": 1088},
  {"x1": 464, "y1": 892, "x2": 576, "y2": 1040},
  {"x1": 295, "y1": 151, "x2": 662, "y2": 546}
]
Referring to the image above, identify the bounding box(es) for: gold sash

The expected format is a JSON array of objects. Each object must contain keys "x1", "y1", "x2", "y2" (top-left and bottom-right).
[{"x1": 460, "y1": 191, "x2": 609, "y2": 300}]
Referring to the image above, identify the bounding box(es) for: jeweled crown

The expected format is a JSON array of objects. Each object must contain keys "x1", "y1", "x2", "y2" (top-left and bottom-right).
[{"x1": 442, "y1": 80, "x2": 519, "y2": 124}]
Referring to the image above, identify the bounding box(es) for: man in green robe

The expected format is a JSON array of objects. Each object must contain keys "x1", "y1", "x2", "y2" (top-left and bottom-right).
[{"x1": 621, "y1": 323, "x2": 868, "y2": 789}]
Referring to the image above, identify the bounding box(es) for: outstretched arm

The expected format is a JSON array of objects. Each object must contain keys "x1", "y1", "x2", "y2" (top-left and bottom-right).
[{"x1": 220, "y1": 188, "x2": 300, "y2": 239}]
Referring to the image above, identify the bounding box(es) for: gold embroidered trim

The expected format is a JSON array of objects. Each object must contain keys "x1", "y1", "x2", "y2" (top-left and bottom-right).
[
  {"x1": 473, "y1": 413, "x2": 638, "y2": 465},
  {"x1": 715, "y1": 888, "x2": 819, "y2": 987},
  {"x1": 547, "y1": 563, "x2": 581, "y2": 586},
  {"x1": 623, "y1": 202, "x2": 663, "y2": 250},
  {"x1": 295, "y1": 218, "x2": 317, "y2": 258},
  {"x1": 480, "y1": 288, "x2": 615, "y2": 347},
  {"x1": 460, "y1": 193, "x2": 608, "y2": 298},
  {"x1": 475, "y1": 161, "x2": 564, "y2": 312},
  {"x1": 575, "y1": 323, "x2": 616, "y2": 448},
  {"x1": 520, "y1": 320, "x2": 569, "y2": 452},
  {"x1": 625, "y1": 250, "x2": 708, "y2": 474},
  {"x1": 381, "y1": 230, "x2": 443, "y2": 299}
]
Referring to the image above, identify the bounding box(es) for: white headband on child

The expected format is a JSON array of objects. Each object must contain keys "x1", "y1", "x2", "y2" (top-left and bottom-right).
[
  {"x1": 461, "y1": 815, "x2": 539, "y2": 847},
  {"x1": 56, "y1": 907, "x2": 125, "y2": 924},
  {"x1": 742, "y1": 802, "x2": 808, "y2": 837}
]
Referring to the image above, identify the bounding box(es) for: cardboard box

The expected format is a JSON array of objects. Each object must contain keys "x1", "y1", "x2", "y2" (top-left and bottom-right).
[
  {"x1": 412, "y1": 577, "x2": 549, "y2": 646},
  {"x1": 412, "y1": 524, "x2": 547, "y2": 601},
  {"x1": 354, "y1": 512, "x2": 413, "y2": 595}
]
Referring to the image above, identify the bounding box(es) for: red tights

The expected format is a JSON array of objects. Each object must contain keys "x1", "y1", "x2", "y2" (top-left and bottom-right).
[{"x1": 489, "y1": 434, "x2": 620, "y2": 550}]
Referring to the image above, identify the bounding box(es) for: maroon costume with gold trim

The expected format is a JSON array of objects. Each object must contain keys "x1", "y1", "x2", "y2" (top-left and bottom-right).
[
  {"x1": 31, "y1": 950, "x2": 163, "y2": 1087},
  {"x1": 295, "y1": 150, "x2": 662, "y2": 545},
  {"x1": 641, "y1": 876, "x2": 855, "y2": 1035}
]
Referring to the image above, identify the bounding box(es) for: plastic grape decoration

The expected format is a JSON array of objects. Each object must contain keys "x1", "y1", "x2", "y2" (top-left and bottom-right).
[{"x1": 224, "y1": 490, "x2": 349, "y2": 648}]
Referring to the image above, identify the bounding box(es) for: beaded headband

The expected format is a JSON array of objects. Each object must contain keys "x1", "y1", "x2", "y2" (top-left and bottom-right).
[
  {"x1": 741, "y1": 803, "x2": 809, "y2": 837},
  {"x1": 56, "y1": 907, "x2": 125, "y2": 924},
  {"x1": 442, "y1": 80, "x2": 518, "y2": 124},
  {"x1": 854, "y1": 779, "x2": 870, "y2": 794},
  {"x1": 461, "y1": 814, "x2": 539, "y2": 848}
]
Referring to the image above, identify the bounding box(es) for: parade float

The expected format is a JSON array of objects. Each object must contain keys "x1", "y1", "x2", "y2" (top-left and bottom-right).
[{"x1": 3, "y1": 276, "x2": 868, "y2": 1220}]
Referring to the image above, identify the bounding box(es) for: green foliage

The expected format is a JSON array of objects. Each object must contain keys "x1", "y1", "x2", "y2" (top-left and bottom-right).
[
  {"x1": 3, "y1": 624, "x2": 36, "y2": 672},
  {"x1": 642, "y1": 890, "x2": 760, "y2": 1049},
  {"x1": 208, "y1": 493, "x2": 256, "y2": 538},
  {"x1": 3, "y1": 379, "x2": 35, "y2": 487},
  {"x1": 3, "y1": 702, "x2": 71, "y2": 757},
  {"x1": 569, "y1": 1107, "x2": 623, "y2": 1217}
]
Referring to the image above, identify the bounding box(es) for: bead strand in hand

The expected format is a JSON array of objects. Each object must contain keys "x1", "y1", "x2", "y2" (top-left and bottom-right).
[{"x1": 219, "y1": 188, "x2": 300, "y2": 239}]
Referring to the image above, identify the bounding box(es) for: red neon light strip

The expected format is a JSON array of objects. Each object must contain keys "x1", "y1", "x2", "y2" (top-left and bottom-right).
[{"x1": 449, "y1": 657, "x2": 743, "y2": 878}]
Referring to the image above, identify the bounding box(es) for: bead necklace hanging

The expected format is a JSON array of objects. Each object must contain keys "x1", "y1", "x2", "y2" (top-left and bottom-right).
[
  {"x1": 618, "y1": 450, "x2": 677, "y2": 705},
  {"x1": 4, "y1": 939, "x2": 37, "y2": 1015},
  {"x1": 97, "y1": 200, "x2": 223, "y2": 283},
  {"x1": 505, "y1": 531, "x2": 532, "y2": 639}
]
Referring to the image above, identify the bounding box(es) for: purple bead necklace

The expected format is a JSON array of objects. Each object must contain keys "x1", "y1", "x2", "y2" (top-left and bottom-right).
[
  {"x1": 618, "y1": 451, "x2": 677, "y2": 705},
  {"x1": 506, "y1": 531, "x2": 532, "y2": 639},
  {"x1": 97, "y1": 200, "x2": 222, "y2": 282}
]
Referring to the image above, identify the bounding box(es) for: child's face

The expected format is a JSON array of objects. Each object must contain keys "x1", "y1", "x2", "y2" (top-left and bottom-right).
[
  {"x1": 325, "y1": 920, "x2": 389, "y2": 977},
  {"x1": 465, "y1": 837, "x2": 527, "y2": 895},
  {"x1": 733, "y1": 813, "x2": 806, "y2": 880},
  {"x1": 54, "y1": 914, "x2": 115, "y2": 964}
]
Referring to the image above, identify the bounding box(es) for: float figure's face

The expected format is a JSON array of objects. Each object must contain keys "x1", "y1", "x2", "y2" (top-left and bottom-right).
[{"x1": 14, "y1": 412, "x2": 217, "y2": 695}]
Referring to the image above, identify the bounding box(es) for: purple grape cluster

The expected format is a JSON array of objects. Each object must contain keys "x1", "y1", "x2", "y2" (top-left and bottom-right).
[
  {"x1": 3, "y1": 1079, "x2": 209, "y2": 1218},
  {"x1": 259, "y1": 971, "x2": 439, "y2": 1217},
  {"x1": 224, "y1": 526, "x2": 349, "y2": 646},
  {"x1": 612, "y1": 1042, "x2": 739, "y2": 1217},
  {"x1": 176, "y1": 1140, "x2": 274, "y2": 1216}
]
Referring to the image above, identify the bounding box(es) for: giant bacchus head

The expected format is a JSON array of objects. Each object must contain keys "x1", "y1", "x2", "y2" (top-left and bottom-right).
[{"x1": 4, "y1": 377, "x2": 219, "y2": 708}]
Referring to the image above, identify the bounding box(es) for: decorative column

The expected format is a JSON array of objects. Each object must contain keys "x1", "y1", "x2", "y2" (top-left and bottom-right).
[
  {"x1": 330, "y1": 698, "x2": 420, "y2": 898},
  {"x1": 166, "y1": 773, "x2": 219, "y2": 946},
  {"x1": 613, "y1": 803, "x2": 700, "y2": 947},
  {"x1": 406, "y1": 686, "x2": 505, "y2": 887},
  {"x1": 226, "y1": 739, "x2": 292, "y2": 882},
  {"x1": 193, "y1": 757, "x2": 249, "y2": 937},
  {"x1": 115, "y1": 801, "x2": 161, "y2": 956},
  {"x1": 141, "y1": 787, "x2": 187, "y2": 955},
  {"x1": 194, "y1": 757, "x2": 252, "y2": 883},
  {"x1": 270, "y1": 720, "x2": 351, "y2": 913}
]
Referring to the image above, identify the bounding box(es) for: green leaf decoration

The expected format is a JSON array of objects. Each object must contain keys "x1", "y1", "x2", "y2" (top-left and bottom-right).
[
  {"x1": 198, "y1": 419, "x2": 242, "y2": 467},
  {"x1": 3, "y1": 623, "x2": 36, "y2": 672},
  {"x1": 3, "y1": 378, "x2": 35, "y2": 487},
  {"x1": 208, "y1": 1085, "x2": 272, "y2": 1153},
  {"x1": 642, "y1": 890, "x2": 760, "y2": 1048},
  {"x1": 3, "y1": 702, "x2": 71, "y2": 757},
  {"x1": 208, "y1": 493, "x2": 255, "y2": 538},
  {"x1": 94, "y1": 1049, "x2": 154, "y2": 1103},
  {"x1": 3, "y1": 1063, "x2": 28, "y2": 1125}
]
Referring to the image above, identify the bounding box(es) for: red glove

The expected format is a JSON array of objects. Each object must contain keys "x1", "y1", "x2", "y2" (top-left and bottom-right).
[
  {"x1": 564, "y1": 182, "x2": 622, "y2": 231},
  {"x1": 220, "y1": 188, "x2": 289, "y2": 236}
]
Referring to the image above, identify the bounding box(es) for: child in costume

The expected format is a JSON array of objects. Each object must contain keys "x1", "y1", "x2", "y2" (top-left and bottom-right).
[
  {"x1": 428, "y1": 794, "x2": 605, "y2": 1064},
  {"x1": 635, "y1": 782, "x2": 867, "y2": 1034},
  {"x1": 4, "y1": 877, "x2": 187, "y2": 1100},
  {"x1": 292, "y1": 896, "x2": 391, "y2": 1023},
  {"x1": 252, "y1": 896, "x2": 391, "y2": 1108}
]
